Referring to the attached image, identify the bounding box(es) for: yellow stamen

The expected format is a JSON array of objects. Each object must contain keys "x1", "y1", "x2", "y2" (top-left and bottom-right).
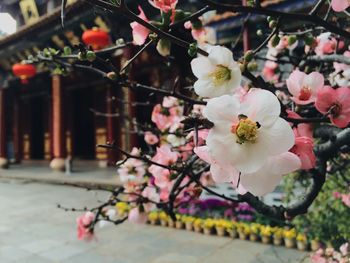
[
  {"x1": 210, "y1": 65, "x2": 231, "y2": 86},
  {"x1": 231, "y1": 118, "x2": 258, "y2": 144}
]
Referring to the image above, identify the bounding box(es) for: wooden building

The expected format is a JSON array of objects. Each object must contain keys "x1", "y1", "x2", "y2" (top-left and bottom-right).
[{"x1": 0, "y1": 0, "x2": 313, "y2": 171}]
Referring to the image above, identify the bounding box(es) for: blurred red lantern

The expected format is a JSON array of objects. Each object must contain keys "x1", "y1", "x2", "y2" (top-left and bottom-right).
[
  {"x1": 12, "y1": 63, "x2": 36, "y2": 84},
  {"x1": 82, "y1": 28, "x2": 111, "y2": 50}
]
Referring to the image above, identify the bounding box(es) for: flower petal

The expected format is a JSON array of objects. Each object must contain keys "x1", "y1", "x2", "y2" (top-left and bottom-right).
[
  {"x1": 240, "y1": 89, "x2": 281, "y2": 127},
  {"x1": 203, "y1": 95, "x2": 240, "y2": 123}
]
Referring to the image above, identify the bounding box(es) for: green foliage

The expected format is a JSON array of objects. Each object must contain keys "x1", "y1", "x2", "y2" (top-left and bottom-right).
[{"x1": 283, "y1": 166, "x2": 350, "y2": 248}]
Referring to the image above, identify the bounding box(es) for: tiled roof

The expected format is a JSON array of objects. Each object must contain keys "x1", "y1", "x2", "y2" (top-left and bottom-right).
[{"x1": 0, "y1": 1, "x2": 85, "y2": 48}]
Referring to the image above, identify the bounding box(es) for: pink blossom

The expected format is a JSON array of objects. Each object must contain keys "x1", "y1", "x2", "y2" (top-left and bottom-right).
[
  {"x1": 286, "y1": 69, "x2": 324, "y2": 105},
  {"x1": 331, "y1": 0, "x2": 350, "y2": 12},
  {"x1": 315, "y1": 86, "x2": 350, "y2": 128},
  {"x1": 341, "y1": 193, "x2": 350, "y2": 207},
  {"x1": 128, "y1": 207, "x2": 148, "y2": 224},
  {"x1": 149, "y1": 0, "x2": 177, "y2": 13},
  {"x1": 333, "y1": 191, "x2": 342, "y2": 198},
  {"x1": 262, "y1": 61, "x2": 279, "y2": 82},
  {"x1": 287, "y1": 110, "x2": 314, "y2": 138},
  {"x1": 311, "y1": 253, "x2": 327, "y2": 263},
  {"x1": 76, "y1": 212, "x2": 95, "y2": 241},
  {"x1": 315, "y1": 33, "x2": 344, "y2": 55},
  {"x1": 142, "y1": 186, "x2": 160, "y2": 212},
  {"x1": 290, "y1": 136, "x2": 316, "y2": 170},
  {"x1": 144, "y1": 131, "x2": 159, "y2": 145},
  {"x1": 130, "y1": 6, "x2": 150, "y2": 46},
  {"x1": 151, "y1": 103, "x2": 183, "y2": 132},
  {"x1": 340, "y1": 243, "x2": 349, "y2": 256}
]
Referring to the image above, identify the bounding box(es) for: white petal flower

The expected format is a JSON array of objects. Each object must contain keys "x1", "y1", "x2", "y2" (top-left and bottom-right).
[
  {"x1": 203, "y1": 89, "x2": 295, "y2": 174},
  {"x1": 191, "y1": 46, "x2": 242, "y2": 98},
  {"x1": 238, "y1": 152, "x2": 301, "y2": 196}
]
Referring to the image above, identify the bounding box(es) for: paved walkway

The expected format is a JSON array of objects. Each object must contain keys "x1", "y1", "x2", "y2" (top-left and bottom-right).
[
  {"x1": 0, "y1": 179, "x2": 310, "y2": 263},
  {"x1": 0, "y1": 161, "x2": 120, "y2": 187}
]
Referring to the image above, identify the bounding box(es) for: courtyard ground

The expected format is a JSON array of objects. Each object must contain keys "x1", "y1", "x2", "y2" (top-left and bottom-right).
[{"x1": 0, "y1": 179, "x2": 310, "y2": 263}]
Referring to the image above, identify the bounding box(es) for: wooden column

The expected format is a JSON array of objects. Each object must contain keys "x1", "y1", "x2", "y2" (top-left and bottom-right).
[
  {"x1": 106, "y1": 86, "x2": 119, "y2": 165},
  {"x1": 242, "y1": 0, "x2": 250, "y2": 52},
  {"x1": 50, "y1": 75, "x2": 66, "y2": 171},
  {"x1": 0, "y1": 89, "x2": 8, "y2": 168},
  {"x1": 13, "y1": 96, "x2": 22, "y2": 163}
]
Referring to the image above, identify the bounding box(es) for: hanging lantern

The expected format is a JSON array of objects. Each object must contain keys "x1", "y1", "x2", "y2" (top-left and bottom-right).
[
  {"x1": 82, "y1": 28, "x2": 111, "y2": 50},
  {"x1": 12, "y1": 63, "x2": 36, "y2": 84}
]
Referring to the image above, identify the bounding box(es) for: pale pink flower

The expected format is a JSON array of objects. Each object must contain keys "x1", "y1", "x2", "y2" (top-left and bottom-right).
[
  {"x1": 333, "y1": 191, "x2": 342, "y2": 198},
  {"x1": 144, "y1": 131, "x2": 159, "y2": 145},
  {"x1": 76, "y1": 212, "x2": 95, "y2": 241},
  {"x1": 331, "y1": 0, "x2": 350, "y2": 12},
  {"x1": 142, "y1": 186, "x2": 160, "y2": 212},
  {"x1": 203, "y1": 89, "x2": 295, "y2": 174},
  {"x1": 340, "y1": 243, "x2": 349, "y2": 256},
  {"x1": 130, "y1": 6, "x2": 150, "y2": 46},
  {"x1": 341, "y1": 193, "x2": 350, "y2": 207},
  {"x1": 191, "y1": 45, "x2": 242, "y2": 98},
  {"x1": 290, "y1": 136, "x2": 316, "y2": 170},
  {"x1": 315, "y1": 86, "x2": 350, "y2": 128},
  {"x1": 286, "y1": 69, "x2": 324, "y2": 105},
  {"x1": 162, "y1": 96, "x2": 179, "y2": 108},
  {"x1": 184, "y1": 22, "x2": 216, "y2": 44},
  {"x1": 195, "y1": 146, "x2": 300, "y2": 196},
  {"x1": 151, "y1": 103, "x2": 183, "y2": 132},
  {"x1": 128, "y1": 207, "x2": 148, "y2": 224},
  {"x1": 117, "y1": 148, "x2": 146, "y2": 184},
  {"x1": 149, "y1": 0, "x2": 177, "y2": 12},
  {"x1": 287, "y1": 110, "x2": 313, "y2": 138},
  {"x1": 311, "y1": 253, "x2": 327, "y2": 263},
  {"x1": 315, "y1": 33, "x2": 344, "y2": 55},
  {"x1": 262, "y1": 61, "x2": 279, "y2": 82}
]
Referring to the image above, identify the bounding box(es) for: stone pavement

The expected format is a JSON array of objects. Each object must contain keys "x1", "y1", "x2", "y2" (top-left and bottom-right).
[
  {"x1": 0, "y1": 161, "x2": 120, "y2": 187},
  {"x1": 0, "y1": 179, "x2": 310, "y2": 263}
]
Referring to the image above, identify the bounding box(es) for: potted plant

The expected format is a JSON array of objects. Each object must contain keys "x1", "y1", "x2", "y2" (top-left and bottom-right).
[
  {"x1": 272, "y1": 227, "x2": 284, "y2": 246},
  {"x1": 175, "y1": 214, "x2": 184, "y2": 229},
  {"x1": 215, "y1": 219, "x2": 227, "y2": 237},
  {"x1": 237, "y1": 223, "x2": 250, "y2": 240},
  {"x1": 226, "y1": 221, "x2": 238, "y2": 238},
  {"x1": 182, "y1": 216, "x2": 195, "y2": 231},
  {"x1": 203, "y1": 219, "x2": 215, "y2": 235},
  {"x1": 159, "y1": 211, "x2": 168, "y2": 227},
  {"x1": 148, "y1": 211, "x2": 159, "y2": 225},
  {"x1": 296, "y1": 233, "x2": 308, "y2": 251},
  {"x1": 311, "y1": 238, "x2": 322, "y2": 251},
  {"x1": 249, "y1": 223, "x2": 260, "y2": 242},
  {"x1": 283, "y1": 228, "x2": 297, "y2": 248},
  {"x1": 260, "y1": 226, "x2": 272, "y2": 244},
  {"x1": 193, "y1": 218, "x2": 203, "y2": 233}
]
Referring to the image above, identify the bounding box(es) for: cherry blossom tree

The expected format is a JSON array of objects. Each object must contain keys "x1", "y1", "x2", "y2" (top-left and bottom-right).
[{"x1": 27, "y1": 0, "x2": 350, "y2": 249}]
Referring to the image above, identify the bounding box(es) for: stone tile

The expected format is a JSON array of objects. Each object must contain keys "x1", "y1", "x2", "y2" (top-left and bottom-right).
[
  {"x1": 38, "y1": 243, "x2": 91, "y2": 261},
  {"x1": 0, "y1": 246, "x2": 33, "y2": 261},
  {"x1": 20, "y1": 238, "x2": 64, "y2": 253}
]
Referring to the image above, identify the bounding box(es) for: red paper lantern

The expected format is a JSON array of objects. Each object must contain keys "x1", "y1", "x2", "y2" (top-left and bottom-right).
[
  {"x1": 82, "y1": 28, "x2": 111, "y2": 50},
  {"x1": 12, "y1": 63, "x2": 36, "y2": 84}
]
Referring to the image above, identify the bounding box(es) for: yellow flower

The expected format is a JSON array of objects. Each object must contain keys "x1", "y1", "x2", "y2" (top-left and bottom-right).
[
  {"x1": 148, "y1": 211, "x2": 159, "y2": 221},
  {"x1": 159, "y1": 211, "x2": 168, "y2": 221},
  {"x1": 283, "y1": 228, "x2": 297, "y2": 239},
  {"x1": 260, "y1": 226, "x2": 272, "y2": 237},
  {"x1": 115, "y1": 202, "x2": 130, "y2": 213},
  {"x1": 203, "y1": 219, "x2": 215, "y2": 228},
  {"x1": 296, "y1": 233, "x2": 307, "y2": 242},
  {"x1": 193, "y1": 218, "x2": 203, "y2": 227}
]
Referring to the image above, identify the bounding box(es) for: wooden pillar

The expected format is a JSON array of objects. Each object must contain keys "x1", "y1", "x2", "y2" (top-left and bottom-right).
[
  {"x1": 242, "y1": 0, "x2": 250, "y2": 52},
  {"x1": 121, "y1": 47, "x2": 138, "y2": 151},
  {"x1": 13, "y1": 96, "x2": 22, "y2": 163},
  {"x1": 106, "y1": 86, "x2": 119, "y2": 165},
  {"x1": 50, "y1": 75, "x2": 66, "y2": 171},
  {"x1": 0, "y1": 89, "x2": 8, "y2": 168}
]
